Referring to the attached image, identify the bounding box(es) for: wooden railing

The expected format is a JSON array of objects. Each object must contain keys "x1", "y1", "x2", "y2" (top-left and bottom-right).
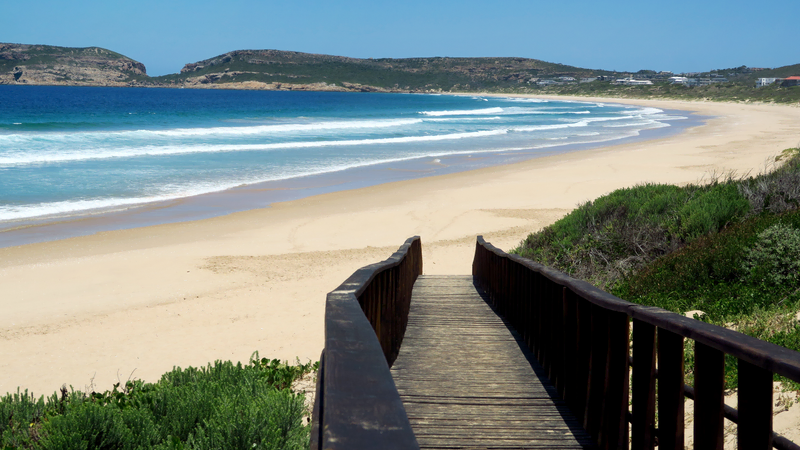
[
  {"x1": 310, "y1": 236, "x2": 422, "y2": 450},
  {"x1": 473, "y1": 236, "x2": 800, "y2": 450}
]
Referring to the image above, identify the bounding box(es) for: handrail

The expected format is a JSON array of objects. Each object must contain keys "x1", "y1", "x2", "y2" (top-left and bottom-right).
[
  {"x1": 310, "y1": 236, "x2": 422, "y2": 450},
  {"x1": 473, "y1": 236, "x2": 800, "y2": 450}
]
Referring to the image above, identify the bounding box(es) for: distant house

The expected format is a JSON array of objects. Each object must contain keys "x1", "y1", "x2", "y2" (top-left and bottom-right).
[
  {"x1": 614, "y1": 77, "x2": 653, "y2": 86},
  {"x1": 669, "y1": 76, "x2": 689, "y2": 85},
  {"x1": 781, "y1": 76, "x2": 800, "y2": 87},
  {"x1": 558, "y1": 76, "x2": 576, "y2": 82},
  {"x1": 756, "y1": 78, "x2": 781, "y2": 87},
  {"x1": 580, "y1": 77, "x2": 596, "y2": 83},
  {"x1": 537, "y1": 79, "x2": 557, "y2": 86}
]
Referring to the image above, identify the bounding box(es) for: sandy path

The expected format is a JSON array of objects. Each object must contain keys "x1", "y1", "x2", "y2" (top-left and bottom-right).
[{"x1": 1, "y1": 97, "x2": 799, "y2": 408}]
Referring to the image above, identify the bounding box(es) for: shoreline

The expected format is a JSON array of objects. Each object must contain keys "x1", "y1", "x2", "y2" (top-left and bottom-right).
[
  {"x1": 0, "y1": 96, "x2": 699, "y2": 249},
  {"x1": 2, "y1": 96, "x2": 800, "y2": 399}
]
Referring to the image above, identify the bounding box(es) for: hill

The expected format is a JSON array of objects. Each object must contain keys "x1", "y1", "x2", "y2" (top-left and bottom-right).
[
  {"x1": 0, "y1": 43, "x2": 147, "y2": 86},
  {"x1": 150, "y1": 49, "x2": 601, "y2": 92}
]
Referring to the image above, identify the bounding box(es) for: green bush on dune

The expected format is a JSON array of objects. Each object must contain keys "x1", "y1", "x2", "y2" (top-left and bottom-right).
[
  {"x1": 0, "y1": 354, "x2": 317, "y2": 450},
  {"x1": 514, "y1": 179, "x2": 750, "y2": 287},
  {"x1": 513, "y1": 149, "x2": 800, "y2": 388}
]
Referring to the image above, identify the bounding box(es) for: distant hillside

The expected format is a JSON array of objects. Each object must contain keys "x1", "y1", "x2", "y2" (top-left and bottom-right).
[
  {"x1": 150, "y1": 49, "x2": 602, "y2": 92},
  {"x1": 746, "y1": 63, "x2": 800, "y2": 80},
  {"x1": 1, "y1": 43, "x2": 797, "y2": 101},
  {"x1": 527, "y1": 62, "x2": 800, "y2": 104},
  {"x1": 0, "y1": 43, "x2": 147, "y2": 86}
]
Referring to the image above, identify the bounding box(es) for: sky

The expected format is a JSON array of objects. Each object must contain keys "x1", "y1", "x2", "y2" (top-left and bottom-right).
[{"x1": 2, "y1": 0, "x2": 798, "y2": 77}]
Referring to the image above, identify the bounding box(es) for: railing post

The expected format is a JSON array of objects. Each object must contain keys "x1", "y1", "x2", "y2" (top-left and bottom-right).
[
  {"x1": 550, "y1": 284, "x2": 565, "y2": 393},
  {"x1": 694, "y1": 342, "x2": 725, "y2": 450},
  {"x1": 737, "y1": 359, "x2": 773, "y2": 450},
  {"x1": 631, "y1": 319, "x2": 656, "y2": 450},
  {"x1": 585, "y1": 305, "x2": 609, "y2": 442},
  {"x1": 603, "y1": 310, "x2": 629, "y2": 450},
  {"x1": 657, "y1": 329, "x2": 685, "y2": 450},
  {"x1": 562, "y1": 288, "x2": 579, "y2": 410},
  {"x1": 574, "y1": 296, "x2": 592, "y2": 425}
]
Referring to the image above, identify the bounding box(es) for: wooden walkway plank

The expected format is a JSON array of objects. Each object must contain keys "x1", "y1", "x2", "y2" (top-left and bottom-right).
[{"x1": 390, "y1": 275, "x2": 594, "y2": 449}]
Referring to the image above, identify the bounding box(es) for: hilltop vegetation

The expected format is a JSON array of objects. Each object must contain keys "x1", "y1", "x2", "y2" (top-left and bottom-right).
[
  {"x1": 513, "y1": 149, "x2": 800, "y2": 387},
  {"x1": 152, "y1": 49, "x2": 599, "y2": 92}
]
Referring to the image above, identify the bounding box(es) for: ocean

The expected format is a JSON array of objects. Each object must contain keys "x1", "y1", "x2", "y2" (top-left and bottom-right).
[{"x1": 0, "y1": 86, "x2": 695, "y2": 246}]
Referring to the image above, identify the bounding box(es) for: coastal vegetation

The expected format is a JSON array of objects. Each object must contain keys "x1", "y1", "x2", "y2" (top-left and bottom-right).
[
  {"x1": 513, "y1": 149, "x2": 800, "y2": 388},
  {"x1": 0, "y1": 354, "x2": 316, "y2": 450},
  {"x1": 522, "y1": 74, "x2": 800, "y2": 104}
]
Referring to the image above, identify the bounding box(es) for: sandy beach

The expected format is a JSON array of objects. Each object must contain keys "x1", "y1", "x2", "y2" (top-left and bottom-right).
[{"x1": 2, "y1": 95, "x2": 799, "y2": 403}]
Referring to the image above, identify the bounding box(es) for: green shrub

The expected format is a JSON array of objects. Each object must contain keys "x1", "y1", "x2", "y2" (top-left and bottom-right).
[
  {"x1": 34, "y1": 400, "x2": 156, "y2": 450},
  {"x1": 742, "y1": 223, "x2": 800, "y2": 287},
  {"x1": 0, "y1": 355, "x2": 315, "y2": 450},
  {"x1": 673, "y1": 182, "x2": 750, "y2": 240},
  {"x1": 514, "y1": 180, "x2": 750, "y2": 288}
]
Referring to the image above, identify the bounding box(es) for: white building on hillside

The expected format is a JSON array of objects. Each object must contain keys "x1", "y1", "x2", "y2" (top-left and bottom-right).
[
  {"x1": 756, "y1": 78, "x2": 781, "y2": 87},
  {"x1": 614, "y1": 77, "x2": 653, "y2": 86}
]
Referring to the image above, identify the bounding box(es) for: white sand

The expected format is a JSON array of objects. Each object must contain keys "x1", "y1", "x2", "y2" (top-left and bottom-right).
[{"x1": 1, "y1": 96, "x2": 799, "y2": 441}]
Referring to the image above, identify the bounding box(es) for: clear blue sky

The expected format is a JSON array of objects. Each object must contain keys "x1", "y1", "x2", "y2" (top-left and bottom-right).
[{"x1": 3, "y1": 0, "x2": 798, "y2": 76}]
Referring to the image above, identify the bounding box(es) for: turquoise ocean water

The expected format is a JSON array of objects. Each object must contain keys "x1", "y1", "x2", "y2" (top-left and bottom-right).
[{"x1": 0, "y1": 86, "x2": 694, "y2": 246}]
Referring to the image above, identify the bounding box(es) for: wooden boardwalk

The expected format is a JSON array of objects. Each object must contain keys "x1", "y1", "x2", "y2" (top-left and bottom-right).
[{"x1": 390, "y1": 275, "x2": 595, "y2": 449}]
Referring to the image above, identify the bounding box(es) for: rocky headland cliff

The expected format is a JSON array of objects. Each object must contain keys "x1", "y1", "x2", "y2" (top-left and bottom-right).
[{"x1": 0, "y1": 43, "x2": 147, "y2": 86}]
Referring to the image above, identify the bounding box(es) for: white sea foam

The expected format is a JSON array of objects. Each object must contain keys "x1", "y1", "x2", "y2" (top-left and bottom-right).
[
  {"x1": 627, "y1": 107, "x2": 663, "y2": 116},
  {"x1": 423, "y1": 116, "x2": 503, "y2": 122},
  {"x1": 0, "y1": 129, "x2": 510, "y2": 166},
  {"x1": 580, "y1": 115, "x2": 637, "y2": 123},
  {"x1": 603, "y1": 121, "x2": 661, "y2": 128},
  {"x1": 509, "y1": 109, "x2": 591, "y2": 115},
  {"x1": 499, "y1": 97, "x2": 549, "y2": 103},
  {"x1": 0, "y1": 197, "x2": 166, "y2": 222},
  {"x1": 512, "y1": 122, "x2": 588, "y2": 132},
  {"x1": 0, "y1": 118, "x2": 425, "y2": 142},
  {"x1": 419, "y1": 107, "x2": 504, "y2": 116}
]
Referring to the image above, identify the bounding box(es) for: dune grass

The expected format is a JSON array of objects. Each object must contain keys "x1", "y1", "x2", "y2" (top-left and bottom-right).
[{"x1": 0, "y1": 353, "x2": 317, "y2": 450}]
